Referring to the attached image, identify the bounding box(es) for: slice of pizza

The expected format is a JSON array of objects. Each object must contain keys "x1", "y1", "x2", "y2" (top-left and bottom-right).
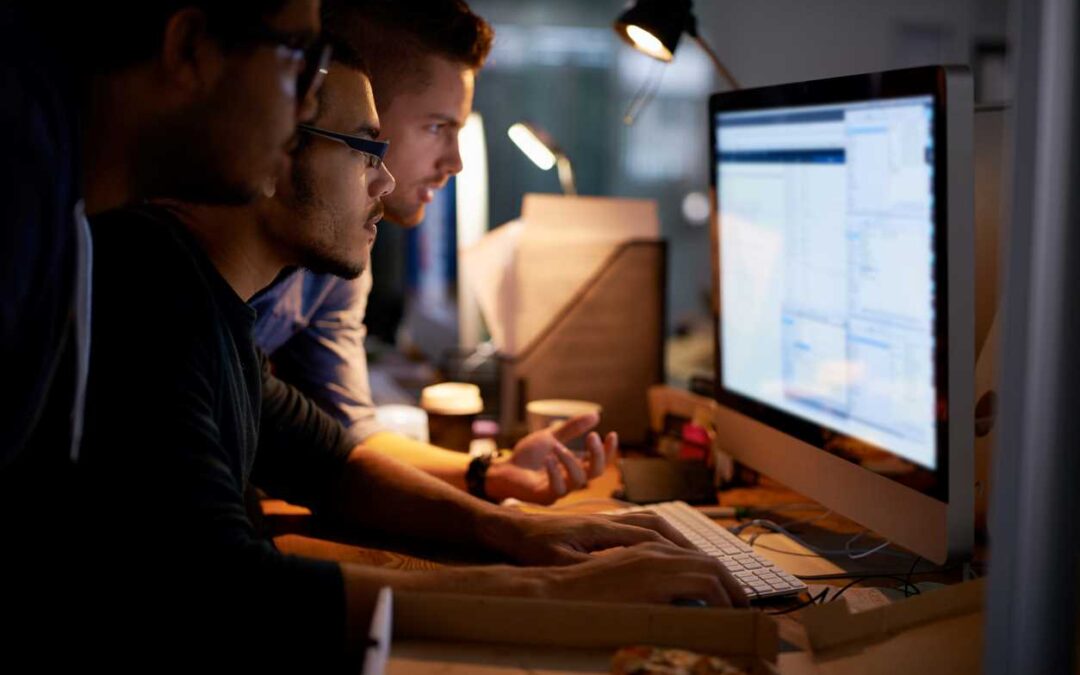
[{"x1": 611, "y1": 645, "x2": 750, "y2": 675}]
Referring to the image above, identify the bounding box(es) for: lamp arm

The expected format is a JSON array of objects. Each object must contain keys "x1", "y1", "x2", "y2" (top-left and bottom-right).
[
  {"x1": 556, "y1": 154, "x2": 578, "y2": 196},
  {"x1": 685, "y1": 14, "x2": 741, "y2": 90},
  {"x1": 690, "y1": 34, "x2": 740, "y2": 90}
]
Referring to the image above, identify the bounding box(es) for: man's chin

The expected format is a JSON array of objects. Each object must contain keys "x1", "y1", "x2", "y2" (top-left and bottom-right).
[
  {"x1": 302, "y1": 253, "x2": 367, "y2": 281},
  {"x1": 385, "y1": 202, "x2": 426, "y2": 228}
]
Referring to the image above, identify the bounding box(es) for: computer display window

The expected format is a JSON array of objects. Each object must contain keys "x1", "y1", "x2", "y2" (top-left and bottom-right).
[{"x1": 717, "y1": 97, "x2": 937, "y2": 469}]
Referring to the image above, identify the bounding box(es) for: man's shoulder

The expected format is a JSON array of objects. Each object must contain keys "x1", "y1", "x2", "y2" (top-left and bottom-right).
[
  {"x1": 90, "y1": 205, "x2": 196, "y2": 268},
  {"x1": 90, "y1": 206, "x2": 218, "y2": 317}
]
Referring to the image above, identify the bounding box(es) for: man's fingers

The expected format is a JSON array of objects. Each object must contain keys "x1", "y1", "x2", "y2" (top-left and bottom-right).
[
  {"x1": 603, "y1": 543, "x2": 745, "y2": 607},
  {"x1": 604, "y1": 431, "x2": 618, "y2": 463},
  {"x1": 664, "y1": 573, "x2": 735, "y2": 608},
  {"x1": 717, "y1": 567, "x2": 751, "y2": 607},
  {"x1": 545, "y1": 457, "x2": 568, "y2": 498},
  {"x1": 607, "y1": 512, "x2": 697, "y2": 550},
  {"x1": 553, "y1": 443, "x2": 588, "y2": 490},
  {"x1": 585, "y1": 432, "x2": 605, "y2": 478},
  {"x1": 552, "y1": 413, "x2": 599, "y2": 443}
]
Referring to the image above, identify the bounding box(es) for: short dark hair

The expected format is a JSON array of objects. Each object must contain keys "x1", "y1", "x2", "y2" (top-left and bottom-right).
[
  {"x1": 77, "y1": 1, "x2": 292, "y2": 72},
  {"x1": 322, "y1": 0, "x2": 494, "y2": 107},
  {"x1": 324, "y1": 32, "x2": 371, "y2": 79},
  {"x1": 291, "y1": 38, "x2": 373, "y2": 171}
]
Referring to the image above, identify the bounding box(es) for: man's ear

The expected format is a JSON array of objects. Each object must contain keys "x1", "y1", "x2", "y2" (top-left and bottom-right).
[{"x1": 158, "y1": 7, "x2": 223, "y2": 97}]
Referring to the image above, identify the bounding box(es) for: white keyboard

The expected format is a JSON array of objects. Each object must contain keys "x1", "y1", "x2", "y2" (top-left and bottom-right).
[{"x1": 607, "y1": 500, "x2": 807, "y2": 600}]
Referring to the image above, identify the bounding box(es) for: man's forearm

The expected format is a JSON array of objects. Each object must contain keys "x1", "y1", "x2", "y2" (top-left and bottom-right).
[
  {"x1": 360, "y1": 431, "x2": 470, "y2": 489},
  {"x1": 333, "y1": 444, "x2": 519, "y2": 553}
]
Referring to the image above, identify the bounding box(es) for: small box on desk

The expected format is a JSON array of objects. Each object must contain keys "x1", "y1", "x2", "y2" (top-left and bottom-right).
[
  {"x1": 461, "y1": 194, "x2": 665, "y2": 447},
  {"x1": 386, "y1": 591, "x2": 780, "y2": 674},
  {"x1": 498, "y1": 238, "x2": 666, "y2": 447}
]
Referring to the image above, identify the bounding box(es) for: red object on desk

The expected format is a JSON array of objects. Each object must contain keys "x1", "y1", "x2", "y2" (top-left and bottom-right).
[{"x1": 678, "y1": 423, "x2": 710, "y2": 463}]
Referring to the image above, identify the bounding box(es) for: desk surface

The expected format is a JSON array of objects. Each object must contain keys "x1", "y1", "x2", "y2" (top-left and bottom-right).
[{"x1": 266, "y1": 460, "x2": 975, "y2": 652}]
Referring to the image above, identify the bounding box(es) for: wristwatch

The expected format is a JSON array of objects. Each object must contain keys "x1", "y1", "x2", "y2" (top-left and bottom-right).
[{"x1": 466, "y1": 451, "x2": 497, "y2": 501}]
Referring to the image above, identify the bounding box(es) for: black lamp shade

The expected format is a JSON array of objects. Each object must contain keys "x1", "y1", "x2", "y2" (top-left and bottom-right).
[{"x1": 614, "y1": 0, "x2": 693, "y2": 62}]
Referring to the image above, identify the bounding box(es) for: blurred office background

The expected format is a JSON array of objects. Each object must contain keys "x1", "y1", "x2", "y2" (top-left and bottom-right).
[{"x1": 367, "y1": 0, "x2": 1009, "y2": 396}]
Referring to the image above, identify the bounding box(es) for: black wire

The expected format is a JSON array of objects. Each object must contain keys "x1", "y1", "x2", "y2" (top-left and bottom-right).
[
  {"x1": 903, "y1": 556, "x2": 923, "y2": 598},
  {"x1": 622, "y1": 60, "x2": 666, "y2": 126},
  {"x1": 829, "y1": 575, "x2": 921, "y2": 603},
  {"x1": 766, "y1": 587, "x2": 830, "y2": 615}
]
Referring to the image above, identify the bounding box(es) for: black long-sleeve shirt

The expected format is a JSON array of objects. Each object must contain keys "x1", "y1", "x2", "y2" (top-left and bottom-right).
[{"x1": 78, "y1": 205, "x2": 357, "y2": 668}]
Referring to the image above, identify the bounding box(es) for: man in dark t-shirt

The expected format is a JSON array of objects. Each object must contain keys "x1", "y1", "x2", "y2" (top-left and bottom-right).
[
  {"x1": 0, "y1": 1, "x2": 330, "y2": 666},
  {"x1": 80, "y1": 51, "x2": 747, "y2": 668}
]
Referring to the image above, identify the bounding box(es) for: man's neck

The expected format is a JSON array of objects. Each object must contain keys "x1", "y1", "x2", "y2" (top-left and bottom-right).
[
  {"x1": 83, "y1": 75, "x2": 142, "y2": 215},
  {"x1": 162, "y1": 201, "x2": 288, "y2": 302}
]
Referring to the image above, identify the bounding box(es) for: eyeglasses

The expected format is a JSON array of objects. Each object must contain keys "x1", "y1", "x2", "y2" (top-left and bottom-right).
[
  {"x1": 298, "y1": 124, "x2": 390, "y2": 170},
  {"x1": 236, "y1": 25, "x2": 332, "y2": 109}
]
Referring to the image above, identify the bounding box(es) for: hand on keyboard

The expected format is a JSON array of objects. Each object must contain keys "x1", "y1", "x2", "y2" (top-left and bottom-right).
[
  {"x1": 489, "y1": 509, "x2": 698, "y2": 567},
  {"x1": 605, "y1": 501, "x2": 808, "y2": 600},
  {"x1": 540, "y1": 541, "x2": 750, "y2": 608}
]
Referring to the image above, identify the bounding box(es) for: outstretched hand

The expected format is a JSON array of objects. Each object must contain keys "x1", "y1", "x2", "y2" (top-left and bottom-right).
[{"x1": 485, "y1": 413, "x2": 617, "y2": 504}]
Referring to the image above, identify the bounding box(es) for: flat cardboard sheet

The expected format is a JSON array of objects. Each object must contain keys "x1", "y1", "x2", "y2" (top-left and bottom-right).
[
  {"x1": 461, "y1": 194, "x2": 659, "y2": 356},
  {"x1": 384, "y1": 591, "x2": 779, "y2": 675}
]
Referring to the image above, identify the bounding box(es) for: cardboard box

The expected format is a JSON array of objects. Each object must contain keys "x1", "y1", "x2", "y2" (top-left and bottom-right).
[
  {"x1": 384, "y1": 591, "x2": 780, "y2": 674},
  {"x1": 783, "y1": 578, "x2": 984, "y2": 675}
]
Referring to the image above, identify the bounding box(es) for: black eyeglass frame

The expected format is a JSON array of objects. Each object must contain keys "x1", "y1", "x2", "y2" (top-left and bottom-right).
[{"x1": 297, "y1": 124, "x2": 390, "y2": 166}]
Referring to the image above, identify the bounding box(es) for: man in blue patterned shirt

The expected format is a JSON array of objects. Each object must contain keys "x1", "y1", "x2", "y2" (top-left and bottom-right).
[{"x1": 251, "y1": 0, "x2": 616, "y2": 504}]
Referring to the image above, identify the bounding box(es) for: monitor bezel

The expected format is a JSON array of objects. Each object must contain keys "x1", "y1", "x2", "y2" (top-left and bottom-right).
[{"x1": 710, "y1": 66, "x2": 953, "y2": 503}]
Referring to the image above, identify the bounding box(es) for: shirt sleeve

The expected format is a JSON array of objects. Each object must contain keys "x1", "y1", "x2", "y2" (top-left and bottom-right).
[
  {"x1": 269, "y1": 268, "x2": 385, "y2": 445},
  {"x1": 253, "y1": 352, "x2": 356, "y2": 511}
]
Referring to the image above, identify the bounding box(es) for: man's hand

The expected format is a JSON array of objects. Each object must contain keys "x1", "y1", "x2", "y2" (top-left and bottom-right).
[
  {"x1": 479, "y1": 508, "x2": 699, "y2": 567},
  {"x1": 538, "y1": 542, "x2": 750, "y2": 608},
  {"x1": 484, "y1": 413, "x2": 617, "y2": 504}
]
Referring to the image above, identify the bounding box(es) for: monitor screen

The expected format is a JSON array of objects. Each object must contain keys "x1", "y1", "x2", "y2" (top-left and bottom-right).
[{"x1": 714, "y1": 93, "x2": 943, "y2": 488}]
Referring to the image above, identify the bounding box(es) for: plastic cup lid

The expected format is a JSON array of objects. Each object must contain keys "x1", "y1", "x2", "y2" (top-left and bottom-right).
[
  {"x1": 526, "y1": 399, "x2": 602, "y2": 418},
  {"x1": 421, "y1": 382, "x2": 484, "y2": 415}
]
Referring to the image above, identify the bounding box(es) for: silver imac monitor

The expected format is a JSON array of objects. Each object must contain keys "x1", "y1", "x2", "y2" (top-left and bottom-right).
[{"x1": 708, "y1": 66, "x2": 974, "y2": 564}]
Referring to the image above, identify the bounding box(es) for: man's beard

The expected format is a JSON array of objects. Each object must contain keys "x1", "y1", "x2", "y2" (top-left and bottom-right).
[{"x1": 294, "y1": 203, "x2": 383, "y2": 281}]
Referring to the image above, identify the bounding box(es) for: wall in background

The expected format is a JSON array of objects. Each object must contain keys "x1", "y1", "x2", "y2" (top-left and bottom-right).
[{"x1": 405, "y1": 0, "x2": 1006, "y2": 363}]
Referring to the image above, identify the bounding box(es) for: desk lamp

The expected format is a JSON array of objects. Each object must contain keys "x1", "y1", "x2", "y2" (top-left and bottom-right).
[
  {"x1": 507, "y1": 122, "x2": 577, "y2": 196},
  {"x1": 614, "y1": 0, "x2": 740, "y2": 90}
]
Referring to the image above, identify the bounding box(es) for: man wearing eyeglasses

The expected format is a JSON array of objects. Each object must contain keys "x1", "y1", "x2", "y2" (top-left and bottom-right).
[
  {"x1": 1, "y1": 0, "x2": 333, "y2": 666},
  {"x1": 77, "y1": 33, "x2": 746, "y2": 667},
  {"x1": 249, "y1": 0, "x2": 614, "y2": 508},
  {"x1": 1, "y1": 0, "x2": 329, "y2": 474}
]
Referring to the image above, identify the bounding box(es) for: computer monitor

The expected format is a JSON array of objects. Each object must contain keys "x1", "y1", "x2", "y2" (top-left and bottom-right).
[{"x1": 708, "y1": 66, "x2": 974, "y2": 564}]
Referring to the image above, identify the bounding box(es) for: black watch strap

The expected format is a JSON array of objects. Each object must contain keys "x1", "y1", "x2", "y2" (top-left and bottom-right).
[{"x1": 466, "y1": 452, "x2": 495, "y2": 501}]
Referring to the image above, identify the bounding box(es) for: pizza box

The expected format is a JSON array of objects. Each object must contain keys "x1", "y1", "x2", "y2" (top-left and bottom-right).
[
  {"x1": 779, "y1": 578, "x2": 984, "y2": 675},
  {"x1": 363, "y1": 589, "x2": 780, "y2": 675}
]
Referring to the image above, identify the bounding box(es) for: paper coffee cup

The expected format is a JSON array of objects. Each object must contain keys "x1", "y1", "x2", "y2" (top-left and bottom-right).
[
  {"x1": 526, "y1": 399, "x2": 602, "y2": 452},
  {"x1": 421, "y1": 383, "x2": 483, "y2": 452},
  {"x1": 374, "y1": 405, "x2": 429, "y2": 443}
]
